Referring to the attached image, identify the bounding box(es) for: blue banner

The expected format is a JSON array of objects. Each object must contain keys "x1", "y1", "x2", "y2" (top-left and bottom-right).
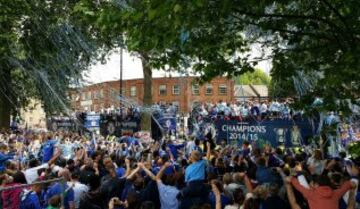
[
  {"x1": 158, "y1": 117, "x2": 177, "y2": 135},
  {"x1": 47, "y1": 117, "x2": 77, "y2": 132},
  {"x1": 84, "y1": 114, "x2": 101, "y2": 130},
  {"x1": 214, "y1": 118, "x2": 315, "y2": 147},
  {"x1": 100, "y1": 116, "x2": 141, "y2": 137}
]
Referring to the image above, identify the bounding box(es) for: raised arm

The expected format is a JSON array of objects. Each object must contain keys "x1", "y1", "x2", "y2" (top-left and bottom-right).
[
  {"x1": 211, "y1": 180, "x2": 222, "y2": 209},
  {"x1": 239, "y1": 172, "x2": 253, "y2": 193},
  {"x1": 285, "y1": 182, "x2": 302, "y2": 209},
  {"x1": 290, "y1": 177, "x2": 312, "y2": 199},
  {"x1": 126, "y1": 165, "x2": 141, "y2": 180},
  {"x1": 156, "y1": 162, "x2": 172, "y2": 182},
  {"x1": 346, "y1": 186, "x2": 356, "y2": 209},
  {"x1": 206, "y1": 142, "x2": 211, "y2": 160},
  {"x1": 166, "y1": 147, "x2": 175, "y2": 162},
  {"x1": 139, "y1": 163, "x2": 156, "y2": 181},
  {"x1": 48, "y1": 149, "x2": 61, "y2": 166},
  {"x1": 124, "y1": 158, "x2": 131, "y2": 178},
  {"x1": 334, "y1": 181, "x2": 353, "y2": 198}
]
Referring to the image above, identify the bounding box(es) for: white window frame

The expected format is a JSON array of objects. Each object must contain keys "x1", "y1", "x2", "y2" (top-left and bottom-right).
[
  {"x1": 81, "y1": 92, "x2": 86, "y2": 101},
  {"x1": 86, "y1": 92, "x2": 92, "y2": 100},
  {"x1": 192, "y1": 84, "x2": 200, "y2": 95},
  {"x1": 159, "y1": 85, "x2": 167, "y2": 96},
  {"x1": 130, "y1": 86, "x2": 137, "y2": 97},
  {"x1": 205, "y1": 84, "x2": 213, "y2": 95},
  {"x1": 172, "y1": 85, "x2": 180, "y2": 95},
  {"x1": 218, "y1": 84, "x2": 227, "y2": 95},
  {"x1": 99, "y1": 89, "x2": 104, "y2": 98}
]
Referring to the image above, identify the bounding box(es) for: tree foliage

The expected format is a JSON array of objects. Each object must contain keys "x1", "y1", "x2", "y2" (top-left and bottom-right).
[
  {"x1": 237, "y1": 69, "x2": 271, "y2": 85},
  {"x1": 128, "y1": 0, "x2": 360, "y2": 114},
  {"x1": 0, "y1": 0, "x2": 100, "y2": 128}
]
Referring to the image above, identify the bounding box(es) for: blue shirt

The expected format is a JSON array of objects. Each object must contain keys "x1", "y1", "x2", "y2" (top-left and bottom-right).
[
  {"x1": 0, "y1": 152, "x2": 13, "y2": 171},
  {"x1": 20, "y1": 191, "x2": 41, "y2": 209},
  {"x1": 45, "y1": 183, "x2": 74, "y2": 209},
  {"x1": 157, "y1": 181, "x2": 179, "y2": 209},
  {"x1": 256, "y1": 166, "x2": 277, "y2": 185},
  {"x1": 185, "y1": 159, "x2": 207, "y2": 182},
  {"x1": 116, "y1": 167, "x2": 126, "y2": 178},
  {"x1": 42, "y1": 140, "x2": 57, "y2": 163},
  {"x1": 167, "y1": 144, "x2": 185, "y2": 159},
  {"x1": 208, "y1": 192, "x2": 231, "y2": 209}
]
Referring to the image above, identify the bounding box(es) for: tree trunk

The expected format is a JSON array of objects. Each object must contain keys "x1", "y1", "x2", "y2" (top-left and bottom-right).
[
  {"x1": 0, "y1": 68, "x2": 12, "y2": 130},
  {"x1": 140, "y1": 53, "x2": 152, "y2": 132}
]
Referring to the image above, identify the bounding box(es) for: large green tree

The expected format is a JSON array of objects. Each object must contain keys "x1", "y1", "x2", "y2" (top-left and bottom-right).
[
  {"x1": 0, "y1": 0, "x2": 99, "y2": 129},
  {"x1": 237, "y1": 69, "x2": 271, "y2": 85},
  {"x1": 73, "y1": 0, "x2": 360, "y2": 132},
  {"x1": 74, "y1": 0, "x2": 191, "y2": 131},
  {"x1": 137, "y1": 0, "x2": 360, "y2": 115}
]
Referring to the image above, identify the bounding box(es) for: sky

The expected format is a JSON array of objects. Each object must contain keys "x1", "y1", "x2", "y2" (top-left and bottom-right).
[{"x1": 86, "y1": 45, "x2": 272, "y2": 84}]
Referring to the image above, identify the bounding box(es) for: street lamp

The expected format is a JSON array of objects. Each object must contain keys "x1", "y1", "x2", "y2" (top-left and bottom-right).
[
  {"x1": 119, "y1": 47, "x2": 124, "y2": 136},
  {"x1": 120, "y1": 47, "x2": 123, "y2": 102}
]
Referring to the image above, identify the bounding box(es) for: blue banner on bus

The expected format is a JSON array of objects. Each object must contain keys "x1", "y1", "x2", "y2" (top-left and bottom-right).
[
  {"x1": 214, "y1": 118, "x2": 315, "y2": 147},
  {"x1": 100, "y1": 115, "x2": 141, "y2": 137},
  {"x1": 158, "y1": 117, "x2": 177, "y2": 135},
  {"x1": 84, "y1": 114, "x2": 101, "y2": 130}
]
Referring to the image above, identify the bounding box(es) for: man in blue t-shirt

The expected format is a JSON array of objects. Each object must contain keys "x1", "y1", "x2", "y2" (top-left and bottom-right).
[
  {"x1": 40, "y1": 136, "x2": 57, "y2": 163},
  {"x1": 0, "y1": 143, "x2": 13, "y2": 171},
  {"x1": 19, "y1": 181, "x2": 43, "y2": 209},
  {"x1": 178, "y1": 142, "x2": 211, "y2": 209},
  {"x1": 185, "y1": 151, "x2": 207, "y2": 182},
  {"x1": 45, "y1": 169, "x2": 75, "y2": 209}
]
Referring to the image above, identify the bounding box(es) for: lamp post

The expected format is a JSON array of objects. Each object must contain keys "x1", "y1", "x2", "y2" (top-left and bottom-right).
[
  {"x1": 120, "y1": 47, "x2": 123, "y2": 101},
  {"x1": 119, "y1": 47, "x2": 124, "y2": 136}
]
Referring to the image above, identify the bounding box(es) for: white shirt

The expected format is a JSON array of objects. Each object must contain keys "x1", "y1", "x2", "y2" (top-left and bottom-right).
[
  {"x1": 186, "y1": 141, "x2": 195, "y2": 156},
  {"x1": 260, "y1": 103, "x2": 268, "y2": 114},
  {"x1": 68, "y1": 181, "x2": 89, "y2": 209},
  {"x1": 24, "y1": 163, "x2": 49, "y2": 184},
  {"x1": 225, "y1": 205, "x2": 243, "y2": 209}
]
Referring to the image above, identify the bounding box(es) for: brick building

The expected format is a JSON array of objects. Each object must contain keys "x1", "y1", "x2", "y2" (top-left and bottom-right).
[{"x1": 69, "y1": 76, "x2": 235, "y2": 113}]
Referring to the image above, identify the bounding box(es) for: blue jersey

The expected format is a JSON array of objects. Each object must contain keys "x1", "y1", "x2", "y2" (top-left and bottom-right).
[
  {"x1": 20, "y1": 191, "x2": 41, "y2": 209},
  {"x1": 41, "y1": 140, "x2": 57, "y2": 163},
  {"x1": 45, "y1": 183, "x2": 74, "y2": 209}
]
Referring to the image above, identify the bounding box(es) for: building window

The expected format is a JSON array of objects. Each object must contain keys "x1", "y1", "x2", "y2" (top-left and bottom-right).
[
  {"x1": 93, "y1": 104, "x2": 99, "y2": 111},
  {"x1": 159, "y1": 85, "x2": 167, "y2": 96},
  {"x1": 86, "y1": 92, "x2": 92, "y2": 100},
  {"x1": 81, "y1": 92, "x2": 86, "y2": 101},
  {"x1": 111, "y1": 90, "x2": 118, "y2": 100},
  {"x1": 205, "y1": 84, "x2": 213, "y2": 95},
  {"x1": 172, "y1": 85, "x2": 180, "y2": 95},
  {"x1": 218, "y1": 84, "x2": 227, "y2": 95},
  {"x1": 120, "y1": 89, "x2": 126, "y2": 96},
  {"x1": 130, "y1": 86, "x2": 137, "y2": 97},
  {"x1": 99, "y1": 89, "x2": 104, "y2": 98},
  {"x1": 93, "y1": 91, "x2": 99, "y2": 99},
  {"x1": 192, "y1": 84, "x2": 199, "y2": 95}
]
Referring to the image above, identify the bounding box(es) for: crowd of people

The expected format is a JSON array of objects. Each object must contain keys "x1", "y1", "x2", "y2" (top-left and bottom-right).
[
  {"x1": 76, "y1": 102, "x2": 178, "y2": 120},
  {"x1": 0, "y1": 128, "x2": 358, "y2": 209},
  {"x1": 191, "y1": 99, "x2": 298, "y2": 121}
]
